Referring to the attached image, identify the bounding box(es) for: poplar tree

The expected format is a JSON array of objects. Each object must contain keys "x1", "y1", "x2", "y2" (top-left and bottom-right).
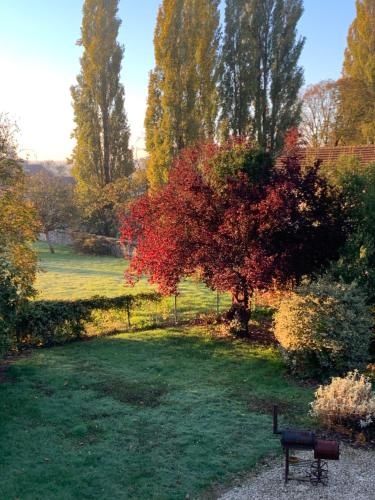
[
  {"x1": 145, "y1": 0, "x2": 220, "y2": 190},
  {"x1": 220, "y1": 0, "x2": 305, "y2": 155},
  {"x1": 338, "y1": 0, "x2": 375, "y2": 144},
  {"x1": 220, "y1": 0, "x2": 253, "y2": 138},
  {"x1": 71, "y1": 0, "x2": 133, "y2": 189}
]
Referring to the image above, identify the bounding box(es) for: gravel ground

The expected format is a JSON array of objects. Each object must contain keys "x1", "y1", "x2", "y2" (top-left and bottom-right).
[{"x1": 219, "y1": 445, "x2": 375, "y2": 500}]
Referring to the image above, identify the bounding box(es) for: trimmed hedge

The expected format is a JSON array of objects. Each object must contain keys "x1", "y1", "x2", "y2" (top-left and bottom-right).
[{"x1": 15, "y1": 293, "x2": 161, "y2": 348}]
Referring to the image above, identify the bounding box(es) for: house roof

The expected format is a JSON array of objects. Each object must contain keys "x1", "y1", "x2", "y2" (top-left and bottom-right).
[{"x1": 277, "y1": 145, "x2": 375, "y2": 167}]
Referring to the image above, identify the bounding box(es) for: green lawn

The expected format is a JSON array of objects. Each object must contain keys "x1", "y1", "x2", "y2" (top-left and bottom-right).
[
  {"x1": 0, "y1": 243, "x2": 313, "y2": 498},
  {"x1": 0, "y1": 326, "x2": 312, "y2": 499},
  {"x1": 34, "y1": 242, "x2": 232, "y2": 328}
]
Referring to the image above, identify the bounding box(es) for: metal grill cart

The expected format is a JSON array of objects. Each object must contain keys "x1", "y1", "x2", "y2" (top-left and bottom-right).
[{"x1": 273, "y1": 405, "x2": 340, "y2": 485}]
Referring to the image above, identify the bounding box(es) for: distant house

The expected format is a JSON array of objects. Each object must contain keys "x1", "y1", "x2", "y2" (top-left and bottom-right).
[{"x1": 277, "y1": 145, "x2": 375, "y2": 167}]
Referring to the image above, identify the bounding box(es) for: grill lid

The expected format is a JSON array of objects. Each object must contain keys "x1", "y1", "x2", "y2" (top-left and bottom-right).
[{"x1": 281, "y1": 430, "x2": 316, "y2": 449}]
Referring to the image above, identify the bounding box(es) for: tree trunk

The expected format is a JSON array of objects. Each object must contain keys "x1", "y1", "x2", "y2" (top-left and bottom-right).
[
  {"x1": 225, "y1": 288, "x2": 252, "y2": 337},
  {"x1": 45, "y1": 231, "x2": 55, "y2": 254},
  {"x1": 101, "y1": 100, "x2": 111, "y2": 185}
]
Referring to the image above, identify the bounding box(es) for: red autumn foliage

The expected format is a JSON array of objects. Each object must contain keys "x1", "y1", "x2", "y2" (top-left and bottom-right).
[{"x1": 120, "y1": 140, "x2": 345, "y2": 334}]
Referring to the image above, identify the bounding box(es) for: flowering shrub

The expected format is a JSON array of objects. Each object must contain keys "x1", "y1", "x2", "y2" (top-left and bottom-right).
[
  {"x1": 310, "y1": 371, "x2": 375, "y2": 438},
  {"x1": 274, "y1": 277, "x2": 373, "y2": 379}
]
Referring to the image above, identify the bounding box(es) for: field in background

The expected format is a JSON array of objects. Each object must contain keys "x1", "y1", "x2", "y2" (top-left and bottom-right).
[
  {"x1": 34, "y1": 242, "x2": 233, "y2": 330},
  {"x1": 0, "y1": 326, "x2": 312, "y2": 499}
]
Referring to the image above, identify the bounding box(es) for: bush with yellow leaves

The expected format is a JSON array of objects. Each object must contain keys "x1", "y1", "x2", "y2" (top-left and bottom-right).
[
  {"x1": 310, "y1": 371, "x2": 375, "y2": 437},
  {"x1": 273, "y1": 277, "x2": 373, "y2": 379}
]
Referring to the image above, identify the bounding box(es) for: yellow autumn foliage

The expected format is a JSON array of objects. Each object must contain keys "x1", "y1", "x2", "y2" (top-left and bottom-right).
[{"x1": 273, "y1": 278, "x2": 373, "y2": 379}]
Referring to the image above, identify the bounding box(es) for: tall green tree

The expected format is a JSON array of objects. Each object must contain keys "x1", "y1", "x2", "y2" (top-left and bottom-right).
[
  {"x1": 145, "y1": 0, "x2": 220, "y2": 190},
  {"x1": 220, "y1": 0, "x2": 305, "y2": 154},
  {"x1": 71, "y1": 0, "x2": 133, "y2": 189},
  {"x1": 338, "y1": 0, "x2": 375, "y2": 144},
  {"x1": 220, "y1": 0, "x2": 253, "y2": 138}
]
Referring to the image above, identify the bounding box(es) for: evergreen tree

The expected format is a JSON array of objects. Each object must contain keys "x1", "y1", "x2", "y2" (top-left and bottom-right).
[
  {"x1": 71, "y1": 0, "x2": 133, "y2": 189},
  {"x1": 338, "y1": 0, "x2": 375, "y2": 144},
  {"x1": 145, "y1": 0, "x2": 220, "y2": 190},
  {"x1": 220, "y1": 0, "x2": 305, "y2": 154}
]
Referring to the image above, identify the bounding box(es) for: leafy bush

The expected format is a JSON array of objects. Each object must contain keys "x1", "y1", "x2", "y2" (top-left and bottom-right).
[
  {"x1": 310, "y1": 371, "x2": 375, "y2": 438},
  {"x1": 15, "y1": 293, "x2": 161, "y2": 348},
  {"x1": 72, "y1": 233, "x2": 124, "y2": 257},
  {"x1": 0, "y1": 259, "x2": 20, "y2": 355},
  {"x1": 329, "y1": 162, "x2": 375, "y2": 304},
  {"x1": 0, "y1": 156, "x2": 39, "y2": 356},
  {"x1": 274, "y1": 278, "x2": 373, "y2": 379}
]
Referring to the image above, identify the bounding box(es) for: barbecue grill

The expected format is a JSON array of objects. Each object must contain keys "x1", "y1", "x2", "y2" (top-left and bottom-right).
[{"x1": 273, "y1": 405, "x2": 339, "y2": 485}]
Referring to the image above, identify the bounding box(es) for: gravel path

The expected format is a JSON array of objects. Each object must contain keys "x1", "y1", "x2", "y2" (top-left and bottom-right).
[{"x1": 219, "y1": 445, "x2": 375, "y2": 500}]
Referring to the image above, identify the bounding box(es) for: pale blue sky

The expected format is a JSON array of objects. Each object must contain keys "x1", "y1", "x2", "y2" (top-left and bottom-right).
[{"x1": 0, "y1": 0, "x2": 356, "y2": 161}]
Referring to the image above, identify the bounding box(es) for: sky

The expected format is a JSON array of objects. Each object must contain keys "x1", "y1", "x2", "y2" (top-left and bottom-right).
[{"x1": 0, "y1": 0, "x2": 356, "y2": 162}]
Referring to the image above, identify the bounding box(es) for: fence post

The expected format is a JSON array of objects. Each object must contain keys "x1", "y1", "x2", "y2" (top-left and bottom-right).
[
  {"x1": 126, "y1": 300, "x2": 131, "y2": 328},
  {"x1": 174, "y1": 295, "x2": 178, "y2": 324}
]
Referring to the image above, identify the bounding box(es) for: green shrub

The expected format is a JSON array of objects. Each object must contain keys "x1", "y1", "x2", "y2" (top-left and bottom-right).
[
  {"x1": 274, "y1": 278, "x2": 373, "y2": 379},
  {"x1": 325, "y1": 160, "x2": 375, "y2": 303},
  {"x1": 0, "y1": 260, "x2": 18, "y2": 355},
  {"x1": 72, "y1": 233, "x2": 123, "y2": 257},
  {"x1": 16, "y1": 293, "x2": 161, "y2": 348},
  {"x1": 0, "y1": 258, "x2": 35, "y2": 356},
  {"x1": 310, "y1": 371, "x2": 375, "y2": 439}
]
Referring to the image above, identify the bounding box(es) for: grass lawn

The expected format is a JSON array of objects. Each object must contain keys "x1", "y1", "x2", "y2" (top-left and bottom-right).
[
  {"x1": 0, "y1": 326, "x2": 313, "y2": 499},
  {"x1": 34, "y1": 242, "x2": 233, "y2": 327},
  {"x1": 0, "y1": 243, "x2": 313, "y2": 498}
]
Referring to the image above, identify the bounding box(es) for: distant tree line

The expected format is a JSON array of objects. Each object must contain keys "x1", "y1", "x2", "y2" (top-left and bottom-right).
[{"x1": 66, "y1": 0, "x2": 375, "y2": 233}]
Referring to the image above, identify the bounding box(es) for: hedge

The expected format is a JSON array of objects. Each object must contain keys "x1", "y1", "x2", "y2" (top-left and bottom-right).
[{"x1": 15, "y1": 293, "x2": 161, "y2": 348}]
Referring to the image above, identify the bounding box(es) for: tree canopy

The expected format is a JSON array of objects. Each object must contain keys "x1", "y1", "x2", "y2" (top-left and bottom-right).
[
  {"x1": 121, "y1": 140, "x2": 345, "y2": 336},
  {"x1": 71, "y1": 0, "x2": 133, "y2": 189},
  {"x1": 145, "y1": 0, "x2": 220, "y2": 191},
  {"x1": 338, "y1": 0, "x2": 375, "y2": 144},
  {"x1": 0, "y1": 116, "x2": 39, "y2": 321},
  {"x1": 27, "y1": 172, "x2": 76, "y2": 253},
  {"x1": 220, "y1": 0, "x2": 305, "y2": 154},
  {"x1": 327, "y1": 157, "x2": 375, "y2": 302},
  {"x1": 300, "y1": 80, "x2": 340, "y2": 147}
]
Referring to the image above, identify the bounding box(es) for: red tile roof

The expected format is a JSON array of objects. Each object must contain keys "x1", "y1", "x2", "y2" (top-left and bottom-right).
[{"x1": 277, "y1": 145, "x2": 375, "y2": 167}]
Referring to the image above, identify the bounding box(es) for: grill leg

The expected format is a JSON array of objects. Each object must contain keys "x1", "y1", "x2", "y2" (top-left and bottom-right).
[
  {"x1": 317, "y1": 458, "x2": 322, "y2": 483},
  {"x1": 285, "y1": 447, "x2": 289, "y2": 483}
]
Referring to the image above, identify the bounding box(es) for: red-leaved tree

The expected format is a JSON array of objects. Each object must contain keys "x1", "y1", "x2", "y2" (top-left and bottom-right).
[{"x1": 121, "y1": 140, "x2": 345, "y2": 336}]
